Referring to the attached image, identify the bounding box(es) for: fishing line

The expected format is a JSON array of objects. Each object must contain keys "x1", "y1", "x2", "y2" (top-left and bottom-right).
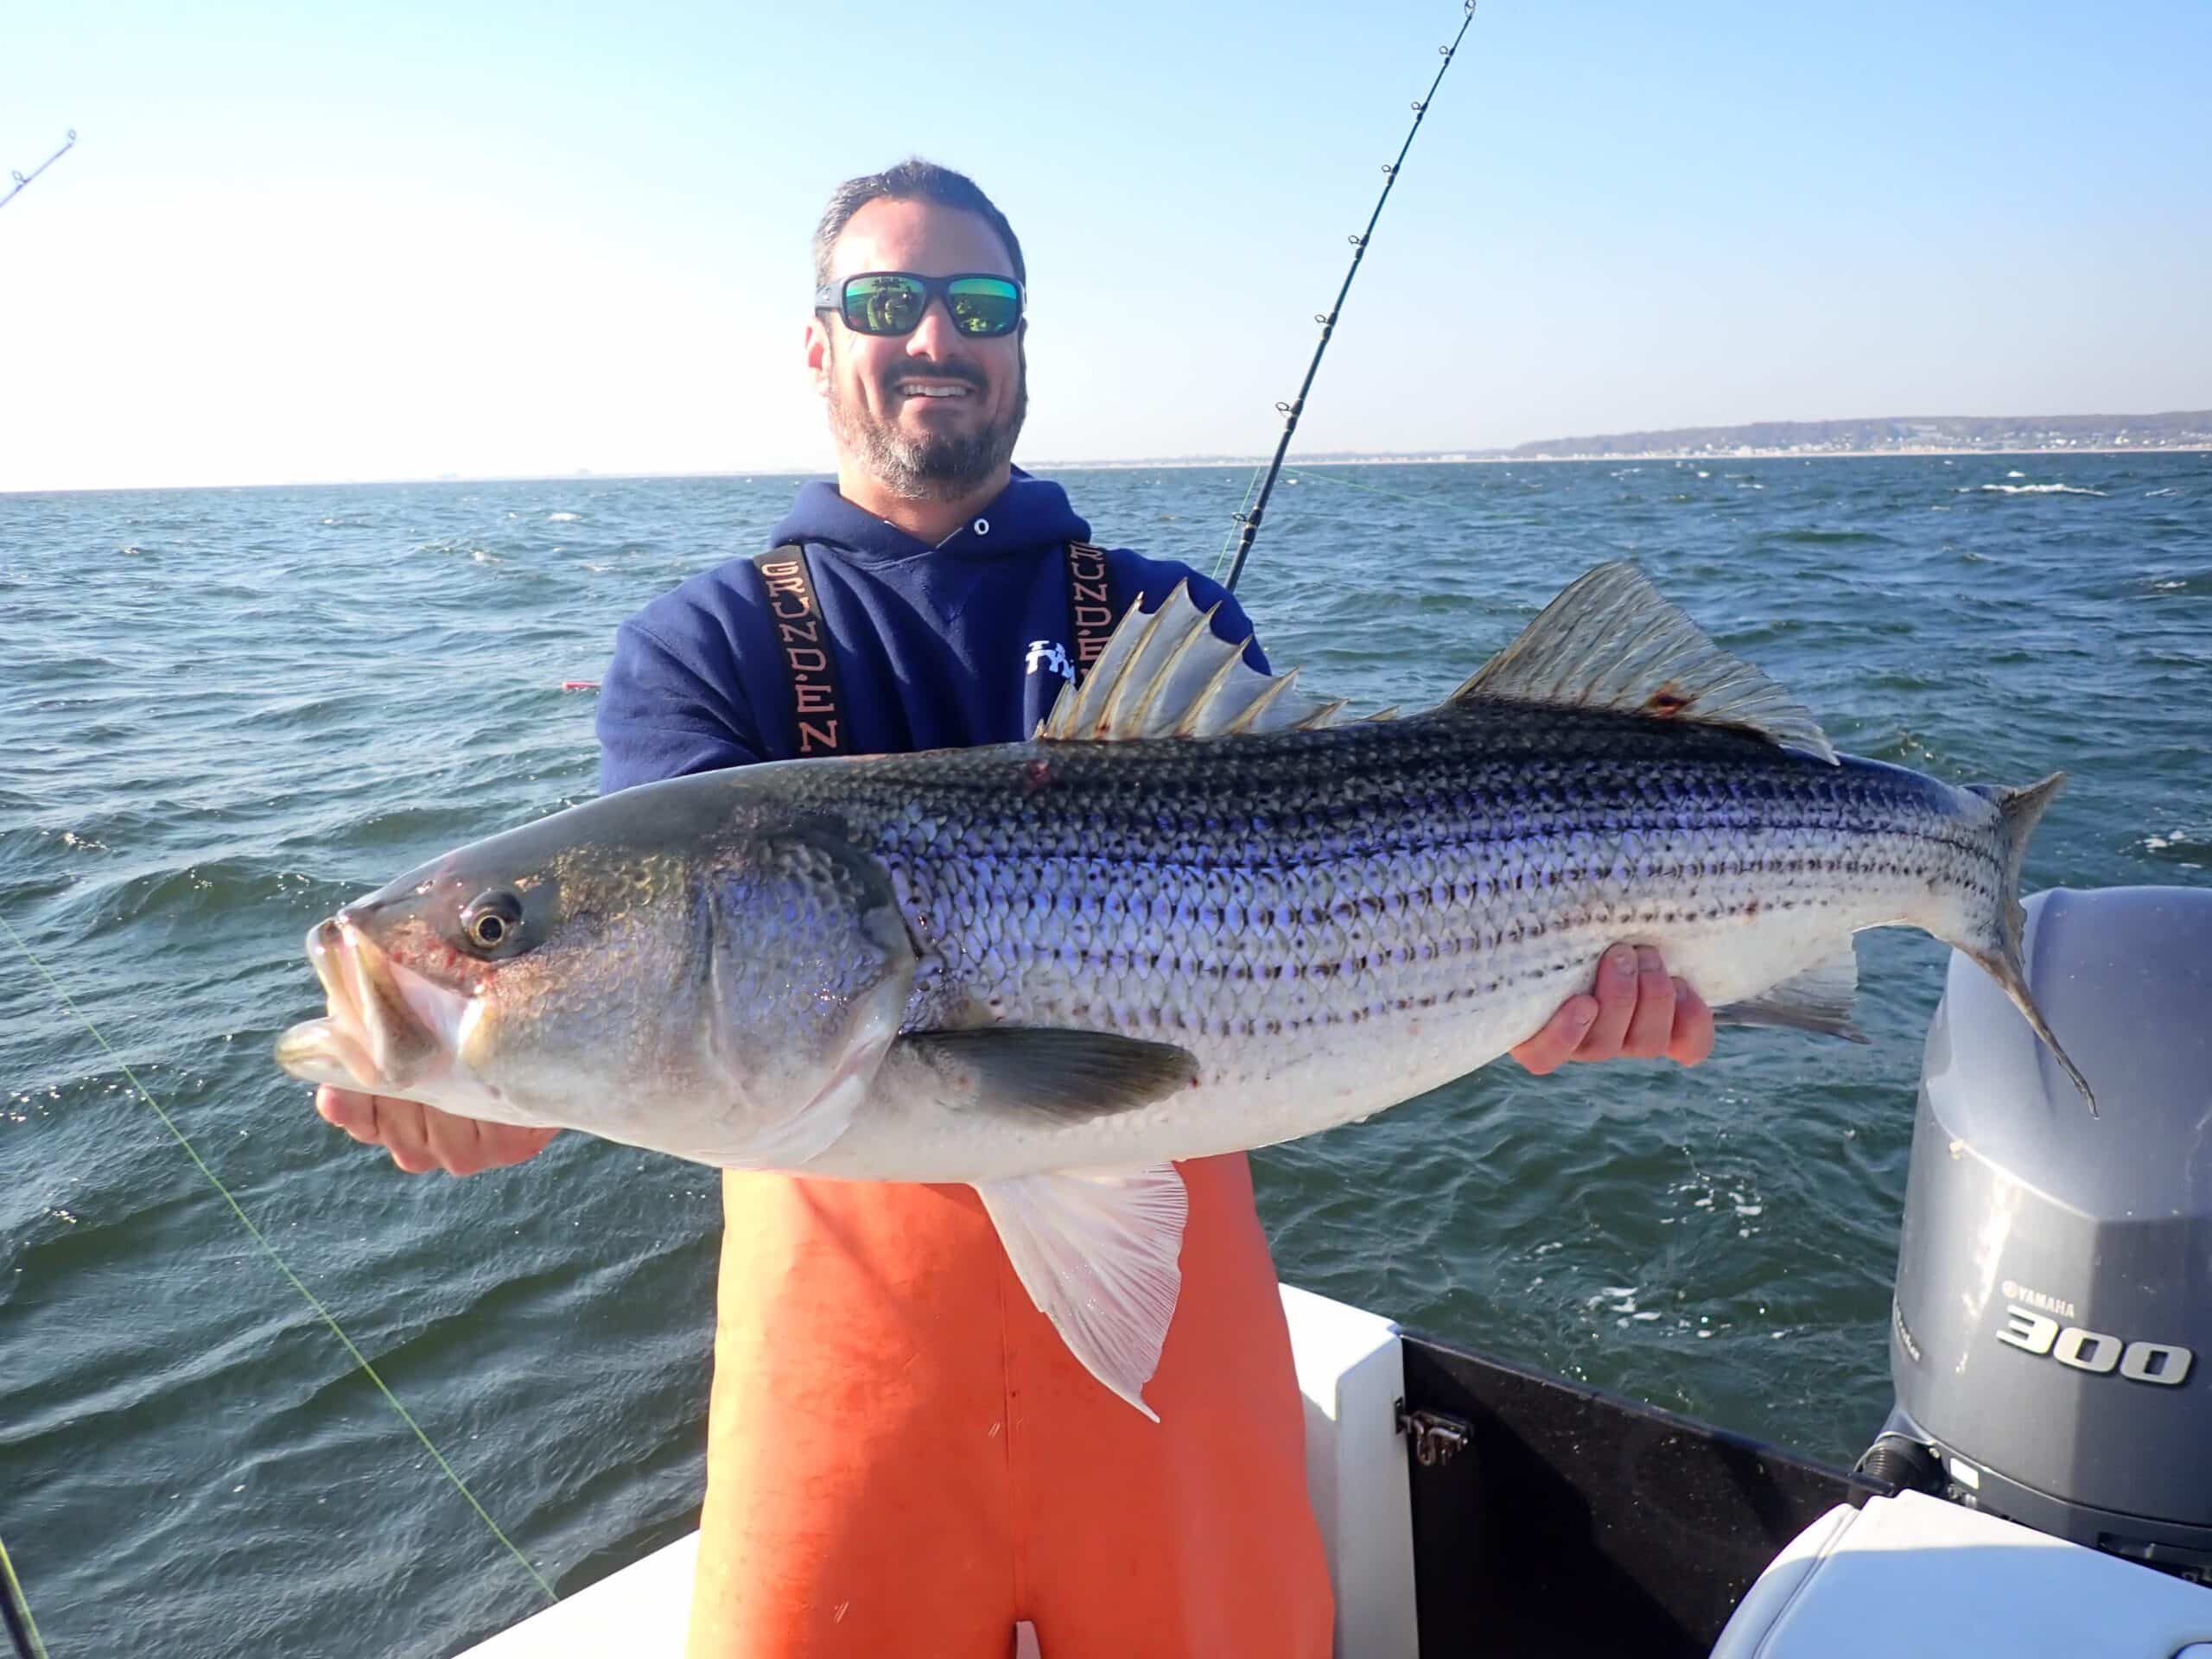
[
  {"x1": 1215, "y1": 2, "x2": 1478, "y2": 594},
  {"x1": 0, "y1": 1533, "x2": 48, "y2": 1659},
  {"x1": 0, "y1": 912, "x2": 559, "y2": 1608},
  {"x1": 0, "y1": 131, "x2": 76, "y2": 215}
]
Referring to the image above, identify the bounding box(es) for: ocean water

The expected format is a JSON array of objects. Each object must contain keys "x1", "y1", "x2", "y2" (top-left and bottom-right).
[{"x1": 2, "y1": 452, "x2": 2207, "y2": 1656}]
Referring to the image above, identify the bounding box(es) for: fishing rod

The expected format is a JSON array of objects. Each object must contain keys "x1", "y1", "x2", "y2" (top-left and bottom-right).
[
  {"x1": 0, "y1": 130, "x2": 76, "y2": 215},
  {"x1": 1219, "y1": 3, "x2": 1477, "y2": 595}
]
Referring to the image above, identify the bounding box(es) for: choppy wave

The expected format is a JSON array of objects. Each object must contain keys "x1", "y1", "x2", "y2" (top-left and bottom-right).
[{"x1": 1968, "y1": 482, "x2": 2108, "y2": 497}]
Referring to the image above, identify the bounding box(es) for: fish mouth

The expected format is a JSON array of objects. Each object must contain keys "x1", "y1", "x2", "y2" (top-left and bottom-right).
[{"x1": 275, "y1": 916, "x2": 461, "y2": 1093}]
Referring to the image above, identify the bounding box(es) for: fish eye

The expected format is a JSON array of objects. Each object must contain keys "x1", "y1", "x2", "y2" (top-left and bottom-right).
[{"x1": 460, "y1": 890, "x2": 524, "y2": 952}]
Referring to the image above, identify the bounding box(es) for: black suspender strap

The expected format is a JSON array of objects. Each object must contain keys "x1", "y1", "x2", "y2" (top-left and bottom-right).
[
  {"x1": 1064, "y1": 541, "x2": 1116, "y2": 684},
  {"x1": 753, "y1": 540, "x2": 1113, "y2": 758},
  {"x1": 752, "y1": 544, "x2": 848, "y2": 757}
]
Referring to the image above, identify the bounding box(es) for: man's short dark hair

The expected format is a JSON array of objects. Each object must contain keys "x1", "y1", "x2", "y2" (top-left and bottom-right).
[{"x1": 812, "y1": 159, "x2": 1027, "y2": 291}]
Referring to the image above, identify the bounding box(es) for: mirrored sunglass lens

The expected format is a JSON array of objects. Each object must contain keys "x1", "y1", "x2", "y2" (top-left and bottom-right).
[
  {"x1": 947, "y1": 279, "x2": 1020, "y2": 336},
  {"x1": 846, "y1": 276, "x2": 925, "y2": 334}
]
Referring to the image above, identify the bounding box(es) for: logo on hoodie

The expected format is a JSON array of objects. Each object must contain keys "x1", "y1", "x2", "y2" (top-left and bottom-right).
[{"x1": 1024, "y1": 640, "x2": 1074, "y2": 683}]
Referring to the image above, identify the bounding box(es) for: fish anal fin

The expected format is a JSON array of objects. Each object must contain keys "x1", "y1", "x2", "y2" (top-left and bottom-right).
[
  {"x1": 1453, "y1": 563, "x2": 1840, "y2": 764},
  {"x1": 1713, "y1": 945, "x2": 1868, "y2": 1042},
  {"x1": 977, "y1": 1164, "x2": 1189, "y2": 1421}
]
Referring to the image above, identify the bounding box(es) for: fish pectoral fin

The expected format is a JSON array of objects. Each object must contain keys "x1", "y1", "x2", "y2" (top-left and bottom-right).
[
  {"x1": 977, "y1": 1164, "x2": 1189, "y2": 1422},
  {"x1": 1713, "y1": 946, "x2": 1869, "y2": 1043},
  {"x1": 1451, "y1": 563, "x2": 1840, "y2": 764},
  {"x1": 899, "y1": 1027, "x2": 1198, "y2": 1122}
]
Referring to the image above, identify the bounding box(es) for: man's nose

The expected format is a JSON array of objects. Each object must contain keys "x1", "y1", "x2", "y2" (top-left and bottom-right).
[{"x1": 902, "y1": 297, "x2": 963, "y2": 359}]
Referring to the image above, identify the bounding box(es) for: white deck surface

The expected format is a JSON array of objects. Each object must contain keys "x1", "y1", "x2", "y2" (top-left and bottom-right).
[
  {"x1": 1713, "y1": 1489, "x2": 2212, "y2": 1658},
  {"x1": 462, "y1": 1532, "x2": 698, "y2": 1656}
]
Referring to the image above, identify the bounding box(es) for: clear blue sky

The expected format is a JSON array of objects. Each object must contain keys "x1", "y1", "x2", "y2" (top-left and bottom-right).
[{"x1": 3, "y1": 0, "x2": 2206, "y2": 490}]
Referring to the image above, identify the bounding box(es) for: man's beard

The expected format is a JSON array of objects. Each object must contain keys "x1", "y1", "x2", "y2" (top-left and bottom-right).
[{"x1": 825, "y1": 344, "x2": 1027, "y2": 502}]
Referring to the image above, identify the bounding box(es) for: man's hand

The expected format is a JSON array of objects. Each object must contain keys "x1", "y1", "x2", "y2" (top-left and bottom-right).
[
  {"x1": 315, "y1": 1086, "x2": 560, "y2": 1176},
  {"x1": 1511, "y1": 944, "x2": 1716, "y2": 1076}
]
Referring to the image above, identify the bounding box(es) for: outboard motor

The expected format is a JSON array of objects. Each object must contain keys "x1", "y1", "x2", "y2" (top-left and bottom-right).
[{"x1": 1867, "y1": 885, "x2": 2212, "y2": 1580}]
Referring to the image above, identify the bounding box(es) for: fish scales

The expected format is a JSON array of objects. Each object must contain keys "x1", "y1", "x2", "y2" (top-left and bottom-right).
[
  {"x1": 276, "y1": 563, "x2": 2092, "y2": 1419},
  {"x1": 747, "y1": 708, "x2": 2006, "y2": 1183}
]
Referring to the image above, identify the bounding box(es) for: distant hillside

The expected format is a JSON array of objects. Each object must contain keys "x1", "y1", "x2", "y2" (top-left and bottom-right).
[{"x1": 1503, "y1": 410, "x2": 2212, "y2": 459}]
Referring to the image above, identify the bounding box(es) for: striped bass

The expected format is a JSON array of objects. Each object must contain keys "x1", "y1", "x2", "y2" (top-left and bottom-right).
[{"x1": 276, "y1": 563, "x2": 2093, "y2": 1416}]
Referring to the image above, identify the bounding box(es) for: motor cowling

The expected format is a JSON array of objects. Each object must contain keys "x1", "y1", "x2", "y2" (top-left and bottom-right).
[{"x1": 1877, "y1": 886, "x2": 2212, "y2": 1580}]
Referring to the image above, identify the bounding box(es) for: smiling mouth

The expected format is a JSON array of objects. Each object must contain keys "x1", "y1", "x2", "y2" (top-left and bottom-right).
[{"x1": 894, "y1": 378, "x2": 976, "y2": 401}]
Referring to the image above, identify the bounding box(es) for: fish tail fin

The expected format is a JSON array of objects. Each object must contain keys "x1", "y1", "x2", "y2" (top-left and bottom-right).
[{"x1": 1962, "y1": 772, "x2": 2097, "y2": 1115}]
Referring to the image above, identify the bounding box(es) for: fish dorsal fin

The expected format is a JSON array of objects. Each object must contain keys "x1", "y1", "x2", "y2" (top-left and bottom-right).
[
  {"x1": 1038, "y1": 580, "x2": 1351, "y2": 741},
  {"x1": 1452, "y1": 563, "x2": 1839, "y2": 764}
]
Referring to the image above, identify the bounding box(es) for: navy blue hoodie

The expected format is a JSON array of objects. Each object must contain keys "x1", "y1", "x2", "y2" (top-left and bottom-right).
[{"x1": 595, "y1": 471, "x2": 1268, "y2": 792}]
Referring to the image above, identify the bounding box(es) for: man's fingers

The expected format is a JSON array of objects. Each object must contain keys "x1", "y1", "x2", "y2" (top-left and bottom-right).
[
  {"x1": 318, "y1": 1086, "x2": 381, "y2": 1144},
  {"x1": 374, "y1": 1098, "x2": 438, "y2": 1174},
  {"x1": 1669, "y1": 979, "x2": 1716, "y2": 1067},
  {"x1": 421, "y1": 1106, "x2": 491, "y2": 1178},
  {"x1": 419, "y1": 1112, "x2": 558, "y2": 1176},
  {"x1": 1619, "y1": 946, "x2": 1677, "y2": 1059},
  {"x1": 1517, "y1": 946, "x2": 1718, "y2": 1077},
  {"x1": 315, "y1": 1086, "x2": 557, "y2": 1175},
  {"x1": 1511, "y1": 995, "x2": 1600, "y2": 1076},
  {"x1": 1576, "y1": 944, "x2": 1640, "y2": 1060},
  {"x1": 485, "y1": 1125, "x2": 563, "y2": 1167}
]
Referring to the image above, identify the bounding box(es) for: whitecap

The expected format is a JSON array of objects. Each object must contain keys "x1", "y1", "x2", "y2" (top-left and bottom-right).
[
  {"x1": 547, "y1": 511, "x2": 579, "y2": 522},
  {"x1": 1976, "y1": 482, "x2": 2107, "y2": 496},
  {"x1": 2006, "y1": 469, "x2": 2026, "y2": 479}
]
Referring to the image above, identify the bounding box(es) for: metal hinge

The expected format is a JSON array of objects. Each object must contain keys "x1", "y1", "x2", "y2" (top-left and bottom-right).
[{"x1": 1395, "y1": 1399, "x2": 1471, "y2": 1467}]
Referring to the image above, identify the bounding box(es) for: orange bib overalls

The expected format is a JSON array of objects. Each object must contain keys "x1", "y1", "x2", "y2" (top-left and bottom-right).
[{"x1": 685, "y1": 1154, "x2": 1333, "y2": 1658}]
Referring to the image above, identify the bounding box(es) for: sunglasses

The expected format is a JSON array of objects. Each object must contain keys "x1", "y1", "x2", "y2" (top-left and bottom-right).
[{"x1": 814, "y1": 271, "x2": 1025, "y2": 340}]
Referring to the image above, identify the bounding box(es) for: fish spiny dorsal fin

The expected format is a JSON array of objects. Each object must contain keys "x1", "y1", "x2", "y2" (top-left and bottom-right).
[
  {"x1": 1039, "y1": 581, "x2": 1354, "y2": 742},
  {"x1": 1104, "y1": 583, "x2": 1220, "y2": 738},
  {"x1": 1452, "y1": 562, "x2": 1840, "y2": 764}
]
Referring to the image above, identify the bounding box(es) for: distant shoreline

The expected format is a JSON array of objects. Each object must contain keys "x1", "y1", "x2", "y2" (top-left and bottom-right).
[{"x1": 1053, "y1": 444, "x2": 2212, "y2": 471}]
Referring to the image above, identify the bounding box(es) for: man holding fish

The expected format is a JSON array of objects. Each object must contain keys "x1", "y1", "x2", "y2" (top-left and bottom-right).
[{"x1": 308, "y1": 159, "x2": 1804, "y2": 1658}]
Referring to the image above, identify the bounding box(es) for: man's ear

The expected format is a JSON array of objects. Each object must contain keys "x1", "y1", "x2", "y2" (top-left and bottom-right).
[{"x1": 804, "y1": 315, "x2": 833, "y2": 397}]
